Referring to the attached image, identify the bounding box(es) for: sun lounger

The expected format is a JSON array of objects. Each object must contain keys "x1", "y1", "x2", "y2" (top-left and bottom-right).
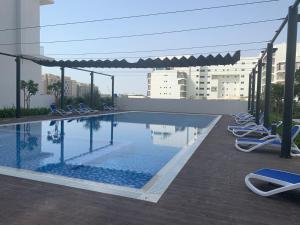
[
  {"x1": 235, "y1": 125, "x2": 300, "y2": 156},
  {"x1": 245, "y1": 168, "x2": 300, "y2": 196}
]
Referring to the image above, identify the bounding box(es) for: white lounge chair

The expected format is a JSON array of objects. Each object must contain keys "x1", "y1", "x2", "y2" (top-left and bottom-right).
[
  {"x1": 228, "y1": 113, "x2": 264, "y2": 132},
  {"x1": 245, "y1": 168, "x2": 300, "y2": 196},
  {"x1": 234, "y1": 113, "x2": 257, "y2": 125},
  {"x1": 232, "y1": 121, "x2": 282, "y2": 137},
  {"x1": 235, "y1": 125, "x2": 300, "y2": 156}
]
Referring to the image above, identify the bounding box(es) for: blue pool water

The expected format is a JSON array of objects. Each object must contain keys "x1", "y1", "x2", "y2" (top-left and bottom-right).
[{"x1": 0, "y1": 112, "x2": 216, "y2": 189}]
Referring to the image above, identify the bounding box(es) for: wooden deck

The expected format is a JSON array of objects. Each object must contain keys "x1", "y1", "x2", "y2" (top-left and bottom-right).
[{"x1": 0, "y1": 115, "x2": 300, "y2": 225}]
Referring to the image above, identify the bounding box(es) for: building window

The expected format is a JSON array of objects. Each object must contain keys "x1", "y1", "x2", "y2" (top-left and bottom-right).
[
  {"x1": 241, "y1": 69, "x2": 245, "y2": 71},
  {"x1": 196, "y1": 81, "x2": 199, "y2": 84},
  {"x1": 211, "y1": 87, "x2": 217, "y2": 92},
  {"x1": 240, "y1": 88, "x2": 244, "y2": 90},
  {"x1": 200, "y1": 76, "x2": 205, "y2": 78},
  {"x1": 196, "y1": 75, "x2": 199, "y2": 77},
  {"x1": 241, "y1": 75, "x2": 245, "y2": 78},
  {"x1": 200, "y1": 69, "x2": 206, "y2": 72},
  {"x1": 200, "y1": 82, "x2": 205, "y2": 84},
  {"x1": 196, "y1": 87, "x2": 198, "y2": 90},
  {"x1": 200, "y1": 88, "x2": 204, "y2": 90}
]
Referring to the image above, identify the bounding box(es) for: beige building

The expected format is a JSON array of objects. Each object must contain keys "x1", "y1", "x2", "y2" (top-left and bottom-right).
[{"x1": 42, "y1": 74, "x2": 99, "y2": 98}]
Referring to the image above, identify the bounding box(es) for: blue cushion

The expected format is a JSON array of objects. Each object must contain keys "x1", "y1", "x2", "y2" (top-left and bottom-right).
[
  {"x1": 255, "y1": 169, "x2": 300, "y2": 184},
  {"x1": 237, "y1": 138, "x2": 281, "y2": 145},
  {"x1": 235, "y1": 127, "x2": 267, "y2": 132}
]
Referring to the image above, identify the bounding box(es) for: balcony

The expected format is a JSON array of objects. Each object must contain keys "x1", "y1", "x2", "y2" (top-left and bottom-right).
[
  {"x1": 178, "y1": 79, "x2": 187, "y2": 85},
  {"x1": 177, "y1": 73, "x2": 187, "y2": 79}
]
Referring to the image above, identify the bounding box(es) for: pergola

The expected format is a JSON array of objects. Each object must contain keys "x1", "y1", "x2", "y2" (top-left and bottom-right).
[
  {"x1": 0, "y1": 50, "x2": 240, "y2": 116},
  {"x1": 247, "y1": 0, "x2": 300, "y2": 158}
]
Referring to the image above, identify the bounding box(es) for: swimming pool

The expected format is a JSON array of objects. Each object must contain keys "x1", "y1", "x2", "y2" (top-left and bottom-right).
[{"x1": 0, "y1": 111, "x2": 220, "y2": 202}]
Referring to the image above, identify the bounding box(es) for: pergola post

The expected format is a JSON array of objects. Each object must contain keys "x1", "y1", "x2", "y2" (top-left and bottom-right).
[
  {"x1": 111, "y1": 76, "x2": 115, "y2": 106},
  {"x1": 255, "y1": 60, "x2": 262, "y2": 124},
  {"x1": 263, "y1": 43, "x2": 273, "y2": 128},
  {"x1": 90, "y1": 72, "x2": 94, "y2": 107},
  {"x1": 15, "y1": 56, "x2": 21, "y2": 118},
  {"x1": 281, "y1": 5, "x2": 298, "y2": 158},
  {"x1": 60, "y1": 67, "x2": 65, "y2": 109},
  {"x1": 60, "y1": 120, "x2": 65, "y2": 164},
  {"x1": 251, "y1": 69, "x2": 256, "y2": 115},
  {"x1": 248, "y1": 73, "x2": 252, "y2": 111}
]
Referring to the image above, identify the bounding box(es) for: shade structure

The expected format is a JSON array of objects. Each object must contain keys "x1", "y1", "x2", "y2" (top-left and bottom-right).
[{"x1": 25, "y1": 51, "x2": 240, "y2": 68}]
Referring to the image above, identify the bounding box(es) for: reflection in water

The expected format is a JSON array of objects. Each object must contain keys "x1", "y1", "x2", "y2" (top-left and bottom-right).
[{"x1": 148, "y1": 124, "x2": 203, "y2": 148}]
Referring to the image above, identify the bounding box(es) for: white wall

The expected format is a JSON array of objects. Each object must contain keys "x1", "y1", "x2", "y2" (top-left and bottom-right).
[
  {"x1": 116, "y1": 97, "x2": 248, "y2": 115},
  {"x1": 0, "y1": 0, "x2": 52, "y2": 109}
]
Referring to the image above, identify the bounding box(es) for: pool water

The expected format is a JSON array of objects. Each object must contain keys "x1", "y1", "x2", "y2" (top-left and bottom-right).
[{"x1": 0, "y1": 112, "x2": 217, "y2": 190}]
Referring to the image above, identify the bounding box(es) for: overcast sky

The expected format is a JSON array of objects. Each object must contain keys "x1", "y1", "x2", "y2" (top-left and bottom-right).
[{"x1": 41, "y1": 0, "x2": 297, "y2": 95}]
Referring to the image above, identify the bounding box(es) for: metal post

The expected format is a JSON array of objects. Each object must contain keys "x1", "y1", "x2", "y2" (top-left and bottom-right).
[
  {"x1": 90, "y1": 72, "x2": 94, "y2": 107},
  {"x1": 89, "y1": 120, "x2": 93, "y2": 152},
  {"x1": 110, "y1": 115, "x2": 114, "y2": 145},
  {"x1": 60, "y1": 67, "x2": 65, "y2": 109},
  {"x1": 256, "y1": 60, "x2": 262, "y2": 124},
  {"x1": 281, "y1": 5, "x2": 298, "y2": 158},
  {"x1": 16, "y1": 124, "x2": 21, "y2": 168},
  {"x1": 251, "y1": 69, "x2": 256, "y2": 115},
  {"x1": 16, "y1": 56, "x2": 21, "y2": 118},
  {"x1": 264, "y1": 43, "x2": 273, "y2": 128},
  {"x1": 60, "y1": 120, "x2": 65, "y2": 164},
  {"x1": 111, "y1": 76, "x2": 115, "y2": 106},
  {"x1": 248, "y1": 73, "x2": 252, "y2": 111}
]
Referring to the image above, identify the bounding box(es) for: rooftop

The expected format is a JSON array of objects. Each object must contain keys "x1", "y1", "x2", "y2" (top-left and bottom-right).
[{"x1": 0, "y1": 115, "x2": 299, "y2": 225}]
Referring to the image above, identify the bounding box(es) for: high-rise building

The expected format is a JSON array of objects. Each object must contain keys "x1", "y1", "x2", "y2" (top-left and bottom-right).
[
  {"x1": 147, "y1": 57, "x2": 258, "y2": 100},
  {"x1": 0, "y1": 0, "x2": 54, "y2": 107}
]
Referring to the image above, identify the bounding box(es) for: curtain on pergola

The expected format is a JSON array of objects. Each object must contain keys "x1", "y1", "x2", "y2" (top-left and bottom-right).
[{"x1": 24, "y1": 51, "x2": 240, "y2": 68}]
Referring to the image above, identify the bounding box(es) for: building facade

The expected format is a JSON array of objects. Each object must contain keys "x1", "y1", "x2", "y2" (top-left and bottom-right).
[
  {"x1": 147, "y1": 57, "x2": 258, "y2": 100},
  {"x1": 0, "y1": 0, "x2": 54, "y2": 108},
  {"x1": 42, "y1": 74, "x2": 99, "y2": 98},
  {"x1": 262, "y1": 43, "x2": 300, "y2": 88}
]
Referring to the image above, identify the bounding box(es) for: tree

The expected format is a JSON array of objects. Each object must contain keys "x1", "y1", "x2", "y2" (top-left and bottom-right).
[
  {"x1": 48, "y1": 81, "x2": 61, "y2": 105},
  {"x1": 21, "y1": 80, "x2": 27, "y2": 108},
  {"x1": 20, "y1": 80, "x2": 39, "y2": 109},
  {"x1": 294, "y1": 69, "x2": 300, "y2": 101},
  {"x1": 25, "y1": 80, "x2": 39, "y2": 109},
  {"x1": 271, "y1": 83, "x2": 284, "y2": 114}
]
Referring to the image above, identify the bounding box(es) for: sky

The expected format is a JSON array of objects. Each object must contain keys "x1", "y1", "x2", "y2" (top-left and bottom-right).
[{"x1": 40, "y1": 0, "x2": 297, "y2": 95}]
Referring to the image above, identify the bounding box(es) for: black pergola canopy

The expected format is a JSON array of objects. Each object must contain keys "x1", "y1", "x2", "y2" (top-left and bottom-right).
[{"x1": 27, "y1": 51, "x2": 240, "y2": 68}]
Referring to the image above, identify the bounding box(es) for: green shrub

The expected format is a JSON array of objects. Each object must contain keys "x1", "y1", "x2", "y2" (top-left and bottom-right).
[{"x1": 0, "y1": 108, "x2": 50, "y2": 118}]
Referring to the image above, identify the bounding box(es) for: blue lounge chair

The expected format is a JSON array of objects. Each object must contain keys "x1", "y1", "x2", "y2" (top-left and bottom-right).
[
  {"x1": 235, "y1": 114, "x2": 255, "y2": 125},
  {"x1": 103, "y1": 103, "x2": 117, "y2": 111},
  {"x1": 79, "y1": 103, "x2": 99, "y2": 113},
  {"x1": 50, "y1": 104, "x2": 72, "y2": 116},
  {"x1": 66, "y1": 105, "x2": 87, "y2": 115},
  {"x1": 228, "y1": 113, "x2": 264, "y2": 132},
  {"x1": 232, "y1": 121, "x2": 282, "y2": 137},
  {"x1": 235, "y1": 125, "x2": 300, "y2": 156},
  {"x1": 245, "y1": 169, "x2": 300, "y2": 196}
]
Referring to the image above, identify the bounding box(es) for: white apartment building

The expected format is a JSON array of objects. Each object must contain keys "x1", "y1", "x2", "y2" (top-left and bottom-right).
[
  {"x1": 42, "y1": 74, "x2": 99, "y2": 98},
  {"x1": 262, "y1": 43, "x2": 300, "y2": 87},
  {"x1": 147, "y1": 57, "x2": 258, "y2": 100},
  {"x1": 0, "y1": 0, "x2": 54, "y2": 108}
]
